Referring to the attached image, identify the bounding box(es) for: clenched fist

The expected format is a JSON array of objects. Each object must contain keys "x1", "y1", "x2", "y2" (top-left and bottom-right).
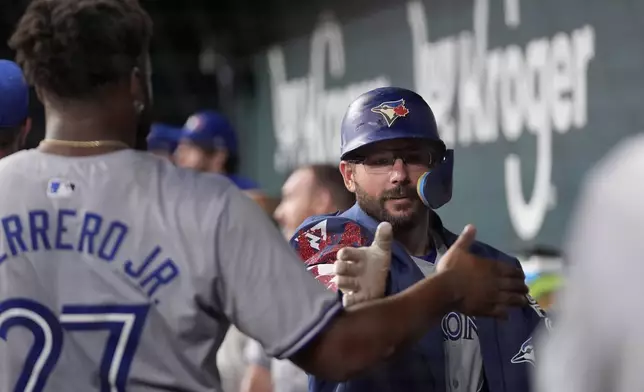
[{"x1": 332, "y1": 222, "x2": 393, "y2": 308}]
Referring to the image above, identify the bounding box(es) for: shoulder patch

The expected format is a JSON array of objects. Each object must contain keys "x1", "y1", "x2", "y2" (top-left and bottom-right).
[
  {"x1": 293, "y1": 220, "x2": 369, "y2": 291},
  {"x1": 294, "y1": 220, "x2": 365, "y2": 263},
  {"x1": 294, "y1": 220, "x2": 328, "y2": 251}
]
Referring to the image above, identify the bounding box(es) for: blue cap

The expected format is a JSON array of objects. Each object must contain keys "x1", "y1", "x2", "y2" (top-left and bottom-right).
[
  {"x1": 180, "y1": 111, "x2": 238, "y2": 155},
  {"x1": 0, "y1": 60, "x2": 29, "y2": 129},
  {"x1": 147, "y1": 123, "x2": 181, "y2": 153}
]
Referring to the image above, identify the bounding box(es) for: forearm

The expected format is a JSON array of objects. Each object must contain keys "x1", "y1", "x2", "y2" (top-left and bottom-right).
[
  {"x1": 240, "y1": 365, "x2": 273, "y2": 392},
  {"x1": 291, "y1": 271, "x2": 457, "y2": 381}
]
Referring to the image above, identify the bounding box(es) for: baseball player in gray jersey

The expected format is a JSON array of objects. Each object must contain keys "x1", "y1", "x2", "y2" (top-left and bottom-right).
[
  {"x1": 535, "y1": 134, "x2": 644, "y2": 392},
  {"x1": 0, "y1": 1, "x2": 529, "y2": 391}
]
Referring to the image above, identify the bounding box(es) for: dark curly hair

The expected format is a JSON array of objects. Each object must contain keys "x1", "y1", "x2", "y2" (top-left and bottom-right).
[{"x1": 8, "y1": 0, "x2": 153, "y2": 100}]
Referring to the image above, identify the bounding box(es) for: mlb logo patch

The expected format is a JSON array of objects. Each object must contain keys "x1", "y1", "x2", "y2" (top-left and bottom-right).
[{"x1": 47, "y1": 178, "x2": 76, "y2": 198}]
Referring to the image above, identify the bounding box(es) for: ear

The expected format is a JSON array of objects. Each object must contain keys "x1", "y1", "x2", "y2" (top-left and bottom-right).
[
  {"x1": 130, "y1": 67, "x2": 146, "y2": 105},
  {"x1": 339, "y1": 161, "x2": 356, "y2": 192},
  {"x1": 129, "y1": 52, "x2": 153, "y2": 99}
]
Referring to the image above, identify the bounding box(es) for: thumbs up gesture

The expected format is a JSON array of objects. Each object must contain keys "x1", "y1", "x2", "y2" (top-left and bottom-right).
[{"x1": 333, "y1": 222, "x2": 393, "y2": 308}]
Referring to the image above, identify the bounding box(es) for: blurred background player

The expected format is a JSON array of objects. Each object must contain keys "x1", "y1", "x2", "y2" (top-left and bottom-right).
[
  {"x1": 174, "y1": 111, "x2": 244, "y2": 179},
  {"x1": 0, "y1": 59, "x2": 31, "y2": 159},
  {"x1": 146, "y1": 122, "x2": 181, "y2": 161},
  {"x1": 174, "y1": 110, "x2": 275, "y2": 212},
  {"x1": 273, "y1": 164, "x2": 356, "y2": 239},
  {"x1": 535, "y1": 134, "x2": 644, "y2": 392},
  {"x1": 241, "y1": 163, "x2": 356, "y2": 392}
]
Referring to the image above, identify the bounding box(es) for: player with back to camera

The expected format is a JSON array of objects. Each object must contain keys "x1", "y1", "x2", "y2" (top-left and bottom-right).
[
  {"x1": 291, "y1": 87, "x2": 551, "y2": 392},
  {"x1": 0, "y1": 59, "x2": 32, "y2": 159},
  {"x1": 0, "y1": 1, "x2": 529, "y2": 391}
]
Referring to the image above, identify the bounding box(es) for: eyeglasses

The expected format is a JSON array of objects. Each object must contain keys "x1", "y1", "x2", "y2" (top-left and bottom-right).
[{"x1": 348, "y1": 149, "x2": 442, "y2": 174}]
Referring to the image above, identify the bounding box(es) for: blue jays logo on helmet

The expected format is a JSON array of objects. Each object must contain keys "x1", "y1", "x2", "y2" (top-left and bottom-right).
[
  {"x1": 511, "y1": 337, "x2": 535, "y2": 366},
  {"x1": 340, "y1": 87, "x2": 442, "y2": 159},
  {"x1": 370, "y1": 99, "x2": 410, "y2": 127}
]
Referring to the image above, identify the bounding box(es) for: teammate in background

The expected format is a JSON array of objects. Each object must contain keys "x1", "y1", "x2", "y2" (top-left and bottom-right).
[
  {"x1": 291, "y1": 87, "x2": 548, "y2": 392},
  {"x1": 535, "y1": 135, "x2": 644, "y2": 392},
  {"x1": 274, "y1": 164, "x2": 356, "y2": 239},
  {"x1": 0, "y1": 59, "x2": 31, "y2": 158},
  {"x1": 2, "y1": 1, "x2": 529, "y2": 391},
  {"x1": 147, "y1": 122, "x2": 181, "y2": 161},
  {"x1": 174, "y1": 110, "x2": 273, "y2": 212},
  {"x1": 241, "y1": 164, "x2": 356, "y2": 392}
]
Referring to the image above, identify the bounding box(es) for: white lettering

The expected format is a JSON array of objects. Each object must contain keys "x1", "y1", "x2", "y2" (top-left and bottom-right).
[
  {"x1": 458, "y1": 33, "x2": 476, "y2": 147},
  {"x1": 500, "y1": 45, "x2": 526, "y2": 142},
  {"x1": 268, "y1": 14, "x2": 390, "y2": 172},
  {"x1": 504, "y1": 0, "x2": 521, "y2": 28},
  {"x1": 408, "y1": 0, "x2": 458, "y2": 147},
  {"x1": 572, "y1": 25, "x2": 595, "y2": 128},
  {"x1": 550, "y1": 33, "x2": 574, "y2": 133},
  {"x1": 408, "y1": 0, "x2": 596, "y2": 240}
]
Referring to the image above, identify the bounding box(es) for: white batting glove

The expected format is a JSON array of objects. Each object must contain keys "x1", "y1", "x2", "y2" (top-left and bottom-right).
[{"x1": 332, "y1": 222, "x2": 393, "y2": 308}]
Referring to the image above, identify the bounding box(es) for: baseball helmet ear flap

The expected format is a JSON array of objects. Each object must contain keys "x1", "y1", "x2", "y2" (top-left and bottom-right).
[{"x1": 417, "y1": 149, "x2": 454, "y2": 209}]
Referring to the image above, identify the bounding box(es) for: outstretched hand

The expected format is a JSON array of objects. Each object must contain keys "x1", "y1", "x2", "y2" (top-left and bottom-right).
[{"x1": 438, "y1": 225, "x2": 529, "y2": 318}]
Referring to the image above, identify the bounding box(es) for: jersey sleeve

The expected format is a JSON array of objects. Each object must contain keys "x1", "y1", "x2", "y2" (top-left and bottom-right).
[{"x1": 213, "y1": 185, "x2": 342, "y2": 359}]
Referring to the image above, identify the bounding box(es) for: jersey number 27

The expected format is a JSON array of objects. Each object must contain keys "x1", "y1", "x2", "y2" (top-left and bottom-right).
[{"x1": 0, "y1": 298, "x2": 150, "y2": 392}]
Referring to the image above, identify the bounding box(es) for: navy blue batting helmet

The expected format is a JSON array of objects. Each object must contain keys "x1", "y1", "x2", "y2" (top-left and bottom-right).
[
  {"x1": 340, "y1": 87, "x2": 443, "y2": 158},
  {"x1": 340, "y1": 86, "x2": 454, "y2": 209}
]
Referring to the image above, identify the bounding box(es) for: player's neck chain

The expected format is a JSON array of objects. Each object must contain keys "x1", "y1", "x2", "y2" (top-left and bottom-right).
[{"x1": 39, "y1": 139, "x2": 130, "y2": 149}]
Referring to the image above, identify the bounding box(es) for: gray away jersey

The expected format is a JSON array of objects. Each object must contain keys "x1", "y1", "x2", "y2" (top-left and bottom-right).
[{"x1": 0, "y1": 149, "x2": 341, "y2": 392}]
